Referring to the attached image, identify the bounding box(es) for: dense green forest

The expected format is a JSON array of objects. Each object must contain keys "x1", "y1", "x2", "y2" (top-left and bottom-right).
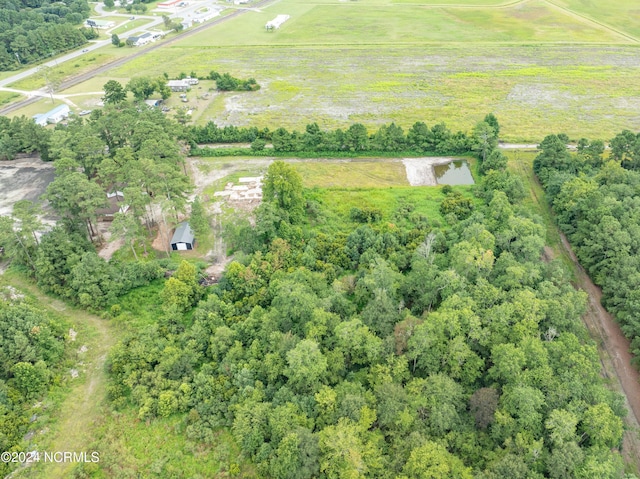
[
  {"x1": 0, "y1": 291, "x2": 70, "y2": 477},
  {"x1": 102, "y1": 150, "x2": 630, "y2": 476},
  {"x1": 0, "y1": 0, "x2": 91, "y2": 70},
  {"x1": 0, "y1": 110, "x2": 636, "y2": 477},
  {"x1": 534, "y1": 132, "x2": 640, "y2": 364}
]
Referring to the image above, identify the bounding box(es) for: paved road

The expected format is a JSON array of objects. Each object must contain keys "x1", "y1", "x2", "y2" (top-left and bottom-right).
[
  {"x1": 0, "y1": 0, "x2": 275, "y2": 116},
  {"x1": 0, "y1": 12, "x2": 164, "y2": 88}
]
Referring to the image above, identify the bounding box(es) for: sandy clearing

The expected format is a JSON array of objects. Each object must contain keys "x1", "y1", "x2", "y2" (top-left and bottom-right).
[{"x1": 402, "y1": 157, "x2": 457, "y2": 186}]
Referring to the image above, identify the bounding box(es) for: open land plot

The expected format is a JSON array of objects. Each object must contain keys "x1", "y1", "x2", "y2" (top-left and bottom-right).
[
  {"x1": 551, "y1": 0, "x2": 640, "y2": 40},
  {"x1": 111, "y1": 18, "x2": 155, "y2": 36},
  {"x1": 0, "y1": 91, "x2": 19, "y2": 106},
  {"x1": 176, "y1": 0, "x2": 628, "y2": 45},
  {"x1": 102, "y1": 43, "x2": 640, "y2": 142}
]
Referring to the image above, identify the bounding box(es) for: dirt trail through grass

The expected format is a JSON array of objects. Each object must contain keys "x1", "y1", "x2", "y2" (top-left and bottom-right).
[{"x1": 7, "y1": 276, "x2": 118, "y2": 479}]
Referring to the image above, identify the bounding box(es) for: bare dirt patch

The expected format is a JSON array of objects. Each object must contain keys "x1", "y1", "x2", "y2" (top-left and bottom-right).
[
  {"x1": 0, "y1": 157, "x2": 55, "y2": 218},
  {"x1": 402, "y1": 157, "x2": 456, "y2": 186}
]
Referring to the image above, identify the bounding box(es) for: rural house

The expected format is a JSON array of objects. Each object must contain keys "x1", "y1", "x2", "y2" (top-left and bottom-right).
[{"x1": 167, "y1": 79, "x2": 190, "y2": 92}]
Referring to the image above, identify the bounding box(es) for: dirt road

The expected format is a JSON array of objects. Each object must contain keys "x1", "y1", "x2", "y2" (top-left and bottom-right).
[{"x1": 557, "y1": 233, "x2": 640, "y2": 469}]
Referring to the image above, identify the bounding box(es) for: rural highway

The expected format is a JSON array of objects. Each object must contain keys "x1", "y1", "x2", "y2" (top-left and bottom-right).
[{"x1": 0, "y1": 0, "x2": 276, "y2": 115}]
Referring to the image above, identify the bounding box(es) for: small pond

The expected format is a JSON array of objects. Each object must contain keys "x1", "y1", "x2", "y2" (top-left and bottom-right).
[{"x1": 434, "y1": 160, "x2": 474, "y2": 185}]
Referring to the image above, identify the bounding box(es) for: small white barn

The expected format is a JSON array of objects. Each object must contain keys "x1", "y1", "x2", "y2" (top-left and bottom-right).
[
  {"x1": 33, "y1": 104, "x2": 71, "y2": 126},
  {"x1": 171, "y1": 222, "x2": 196, "y2": 251},
  {"x1": 265, "y1": 14, "x2": 290, "y2": 30}
]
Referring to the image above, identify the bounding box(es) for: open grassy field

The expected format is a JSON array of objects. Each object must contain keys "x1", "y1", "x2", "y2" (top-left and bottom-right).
[
  {"x1": 294, "y1": 159, "x2": 409, "y2": 188},
  {"x1": 551, "y1": 0, "x2": 640, "y2": 40},
  {"x1": 176, "y1": 0, "x2": 626, "y2": 46},
  {"x1": 101, "y1": 43, "x2": 640, "y2": 142},
  {"x1": 6, "y1": 0, "x2": 640, "y2": 141},
  {"x1": 111, "y1": 18, "x2": 155, "y2": 36}
]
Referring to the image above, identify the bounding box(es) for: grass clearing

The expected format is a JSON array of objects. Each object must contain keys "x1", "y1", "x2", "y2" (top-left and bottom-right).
[
  {"x1": 306, "y1": 184, "x2": 478, "y2": 233},
  {"x1": 0, "y1": 91, "x2": 20, "y2": 106},
  {"x1": 102, "y1": 43, "x2": 640, "y2": 142},
  {"x1": 175, "y1": 0, "x2": 624, "y2": 46},
  {"x1": 111, "y1": 18, "x2": 154, "y2": 36},
  {"x1": 89, "y1": 410, "x2": 256, "y2": 478},
  {"x1": 293, "y1": 159, "x2": 409, "y2": 188}
]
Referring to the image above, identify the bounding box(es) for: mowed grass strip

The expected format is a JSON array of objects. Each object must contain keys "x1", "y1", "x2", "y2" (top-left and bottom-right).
[{"x1": 293, "y1": 159, "x2": 409, "y2": 188}]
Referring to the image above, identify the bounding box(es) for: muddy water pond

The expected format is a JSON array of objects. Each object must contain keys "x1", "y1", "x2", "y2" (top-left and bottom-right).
[{"x1": 434, "y1": 159, "x2": 474, "y2": 185}]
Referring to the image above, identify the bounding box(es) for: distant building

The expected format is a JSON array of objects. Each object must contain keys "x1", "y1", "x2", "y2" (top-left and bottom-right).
[
  {"x1": 127, "y1": 32, "x2": 154, "y2": 46},
  {"x1": 265, "y1": 14, "x2": 290, "y2": 30},
  {"x1": 144, "y1": 99, "x2": 162, "y2": 107},
  {"x1": 33, "y1": 104, "x2": 71, "y2": 126},
  {"x1": 170, "y1": 222, "x2": 196, "y2": 251},
  {"x1": 167, "y1": 79, "x2": 190, "y2": 92},
  {"x1": 86, "y1": 19, "x2": 115, "y2": 29}
]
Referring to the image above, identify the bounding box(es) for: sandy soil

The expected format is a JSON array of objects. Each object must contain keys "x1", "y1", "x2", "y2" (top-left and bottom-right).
[
  {"x1": 0, "y1": 156, "x2": 55, "y2": 217},
  {"x1": 557, "y1": 233, "x2": 640, "y2": 469},
  {"x1": 402, "y1": 157, "x2": 456, "y2": 186}
]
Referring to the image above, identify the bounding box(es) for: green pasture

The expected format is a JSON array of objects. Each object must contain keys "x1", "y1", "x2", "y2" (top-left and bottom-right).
[
  {"x1": 552, "y1": 0, "x2": 640, "y2": 40},
  {"x1": 306, "y1": 185, "x2": 478, "y2": 232},
  {"x1": 0, "y1": 91, "x2": 19, "y2": 106},
  {"x1": 111, "y1": 18, "x2": 154, "y2": 36},
  {"x1": 176, "y1": 0, "x2": 624, "y2": 46}
]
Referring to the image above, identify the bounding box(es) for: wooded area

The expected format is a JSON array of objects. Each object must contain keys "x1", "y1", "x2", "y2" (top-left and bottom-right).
[
  {"x1": 102, "y1": 126, "x2": 629, "y2": 477},
  {"x1": 0, "y1": 0, "x2": 91, "y2": 70},
  {"x1": 535, "y1": 132, "x2": 640, "y2": 365},
  {"x1": 0, "y1": 110, "x2": 636, "y2": 477}
]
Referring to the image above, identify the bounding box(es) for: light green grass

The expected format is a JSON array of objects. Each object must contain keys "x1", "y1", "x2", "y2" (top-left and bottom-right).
[
  {"x1": 552, "y1": 0, "x2": 640, "y2": 40},
  {"x1": 9, "y1": 52, "x2": 121, "y2": 91},
  {"x1": 293, "y1": 159, "x2": 409, "y2": 188},
  {"x1": 306, "y1": 185, "x2": 478, "y2": 232},
  {"x1": 176, "y1": 0, "x2": 625, "y2": 46},
  {"x1": 0, "y1": 91, "x2": 20, "y2": 106},
  {"x1": 104, "y1": 42, "x2": 640, "y2": 142},
  {"x1": 111, "y1": 18, "x2": 154, "y2": 36},
  {"x1": 88, "y1": 409, "x2": 256, "y2": 478},
  {"x1": 7, "y1": 98, "x2": 64, "y2": 119}
]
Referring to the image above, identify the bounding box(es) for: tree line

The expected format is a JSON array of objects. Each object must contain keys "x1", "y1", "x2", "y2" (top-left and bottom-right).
[
  {"x1": 0, "y1": 0, "x2": 91, "y2": 71},
  {"x1": 190, "y1": 114, "x2": 501, "y2": 157},
  {"x1": 103, "y1": 123, "x2": 631, "y2": 478},
  {"x1": 534, "y1": 131, "x2": 640, "y2": 364}
]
